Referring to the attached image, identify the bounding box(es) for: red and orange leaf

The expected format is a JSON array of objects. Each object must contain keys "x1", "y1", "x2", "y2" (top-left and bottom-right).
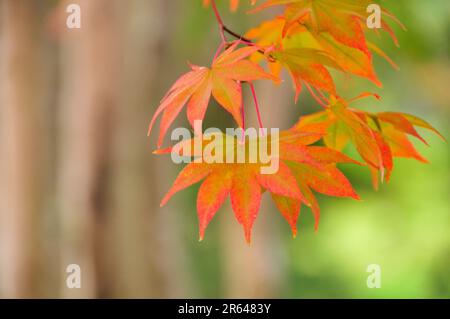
[
  {"x1": 367, "y1": 111, "x2": 442, "y2": 166},
  {"x1": 292, "y1": 96, "x2": 442, "y2": 188},
  {"x1": 148, "y1": 42, "x2": 276, "y2": 147},
  {"x1": 330, "y1": 100, "x2": 383, "y2": 169},
  {"x1": 247, "y1": 1, "x2": 402, "y2": 90},
  {"x1": 289, "y1": 161, "x2": 360, "y2": 200},
  {"x1": 252, "y1": 0, "x2": 402, "y2": 49},
  {"x1": 246, "y1": 17, "x2": 382, "y2": 101},
  {"x1": 158, "y1": 132, "x2": 361, "y2": 242}
]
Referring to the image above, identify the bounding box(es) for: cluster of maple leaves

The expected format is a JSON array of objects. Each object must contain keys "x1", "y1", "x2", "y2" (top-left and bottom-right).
[{"x1": 148, "y1": 0, "x2": 443, "y2": 243}]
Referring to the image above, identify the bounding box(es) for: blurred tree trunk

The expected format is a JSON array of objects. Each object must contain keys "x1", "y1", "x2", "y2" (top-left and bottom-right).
[
  {"x1": 0, "y1": 0, "x2": 45, "y2": 298},
  {"x1": 107, "y1": 0, "x2": 194, "y2": 298},
  {"x1": 56, "y1": 0, "x2": 192, "y2": 298},
  {"x1": 107, "y1": 0, "x2": 167, "y2": 297},
  {"x1": 57, "y1": 0, "x2": 122, "y2": 298}
]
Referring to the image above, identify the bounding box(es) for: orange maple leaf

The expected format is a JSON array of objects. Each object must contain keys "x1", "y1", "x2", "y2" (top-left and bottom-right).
[
  {"x1": 157, "y1": 130, "x2": 359, "y2": 243},
  {"x1": 148, "y1": 41, "x2": 277, "y2": 147},
  {"x1": 295, "y1": 95, "x2": 444, "y2": 188},
  {"x1": 246, "y1": 17, "x2": 382, "y2": 91},
  {"x1": 251, "y1": 0, "x2": 405, "y2": 47}
]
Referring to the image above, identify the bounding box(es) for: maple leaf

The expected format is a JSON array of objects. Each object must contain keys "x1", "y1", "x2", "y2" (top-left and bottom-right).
[
  {"x1": 246, "y1": 17, "x2": 382, "y2": 89},
  {"x1": 245, "y1": 19, "x2": 344, "y2": 102},
  {"x1": 148, "y1": 41, "x2": 277, "y2": 147},
  {"x1": 251, "y1": 0, "x2": 405, "y2": 48},
  {"x1": 157, "y1": 129, "x2": 359, "y2": 242},
  {"x1": 279, "y1": 145, "x2": 362, "y2": 231},
  {"x1": 295, "y1": 95, "x2": 443, "y2": 188},
  {"x1": 272, "y1": 47, "x2": 340, "y2": 102},
  {"x1": 246, "y1": 2, "x2": 405, "y2": 93},
  {"x1": 203, "y1": 0, "x2": 257, "y2": 12}
]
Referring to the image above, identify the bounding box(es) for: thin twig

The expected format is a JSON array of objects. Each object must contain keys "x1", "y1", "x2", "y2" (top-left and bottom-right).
[
  {"x1": 315, "y1": 88, "x2": 329, "y2": 104},
  {"x1": 212, "y1": 41, "x2": 226, "y2": 63},
  {"x1": 249, "y1": 83, "x2": 264, "y2": 130},
  {"x1": 211, "y1": 0, "x2": 227, "y2": 43},
  {"x1": 240, "y1": 81, "x2": 246, "y2": 143},
  {"x1": 210, "y1": 2, "x2": 274, "y2": 61},
  {"x1": 223, "y1": 26, "x2": 253, "y2": 43},
  {"x1": 305, "y1": 83, "x2": 328, "y2": 108}
]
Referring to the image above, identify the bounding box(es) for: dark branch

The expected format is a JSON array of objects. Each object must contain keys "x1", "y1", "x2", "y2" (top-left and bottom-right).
[{"x1": 223, "y1": 26, "x2": 253, "y2": 43}]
